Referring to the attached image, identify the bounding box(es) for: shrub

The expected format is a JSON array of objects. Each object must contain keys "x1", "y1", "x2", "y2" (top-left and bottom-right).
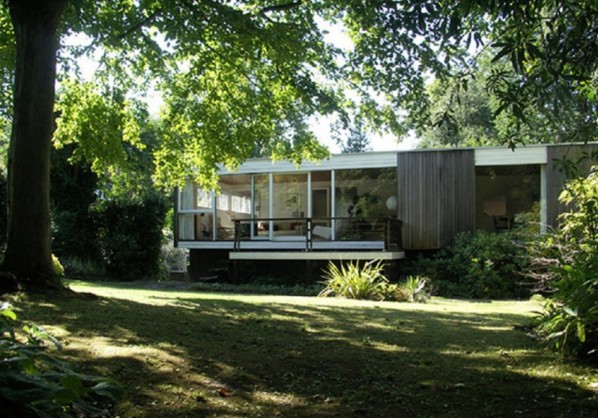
[
  {"x1": 0, "y1": 302, "x2": 122, "y2": 417},
  {"x1": 61, "y1": 256, "x2": 107, "y2": 280},
  {"x1": 50, "y1": 146, "x2": 102, "y2": 262},
  {"x1": 94, "y1": 193, "x2": 168, "y2": 281},
  {"x1": 532, "y1": 168, "x2": 598, "y2": 360},
  {"x1": 161, "y1": 244, "x2": 187, "y2": 274},
  {"x1": 403, "y1": 230, "x2": 531, "y2": 299},
  {"x1": 319, "y1": 259, "x2": 389, "y2": 300}
]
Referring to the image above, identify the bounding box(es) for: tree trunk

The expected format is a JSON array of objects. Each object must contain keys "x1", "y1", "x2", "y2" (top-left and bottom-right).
[{"x1": 1, "y1": 1, "x2": 67, "y2": 289}]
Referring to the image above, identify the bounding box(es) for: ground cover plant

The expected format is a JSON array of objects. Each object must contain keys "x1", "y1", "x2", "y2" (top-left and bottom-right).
[
  {"x1": 3, "y1": 281, "x2": 596, "y2": 417},
  {"x1": 0, "y1": 302, "x2": 122, "y2": 417}
]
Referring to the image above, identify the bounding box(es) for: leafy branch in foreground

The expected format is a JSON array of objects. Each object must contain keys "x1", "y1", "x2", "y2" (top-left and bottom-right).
[
  {"x1": 0, "y1": 302, "x2": 123, "y2": 417},
  {"x1": 531, "y1": 168, "x2": 598, "y2": 361}
]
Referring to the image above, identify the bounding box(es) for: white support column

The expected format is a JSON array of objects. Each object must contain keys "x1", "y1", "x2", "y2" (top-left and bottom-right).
[
  {"x1": 269, "y1": 173, "x2": 274, "y2": 240},
  {"x1": 250, "y1": 175, "x2": 255, "y2": 238},
  {"x1": 331, "y1": 170, "x2": 336, "y2": 241},
  {"x1": 540, "y1": 164, "x2": 547, "y2": 233},
  {"x1": 212, "y1": 192, "x2": 217, "y2": 240},
  {"x1": 307, "y1": 172, "x2": 312, "y2": 217}
]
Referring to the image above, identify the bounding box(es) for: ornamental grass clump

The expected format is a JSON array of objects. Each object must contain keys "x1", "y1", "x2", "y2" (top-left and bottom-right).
[
  {"x1": 396, "y1": 275, "x2": 431, "y2": 303},
  {"x1": 319, "y1": 259, "x2": 389, "y2": 301}
]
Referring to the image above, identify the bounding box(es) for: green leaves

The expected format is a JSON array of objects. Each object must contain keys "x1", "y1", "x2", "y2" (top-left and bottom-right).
[
  {"x1": 0, "y1": 301, "x2": 16, "y2": 321},
  {"x1": 534, "y1": 167, "x2": 598, "y2": 359},
  {"x1": 54, "y1": 79, "x2": 143, "y2": 175},
  {"x1": 9, "y1": 0, "x2": 597, "y2": 190},
  {"x1": 0, "y1": 302, "x2": 123, "y2": 417}
]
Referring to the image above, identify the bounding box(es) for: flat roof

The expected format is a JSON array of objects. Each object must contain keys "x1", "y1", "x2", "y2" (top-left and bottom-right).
[
  {"x1": 219, "y1": 150, "x2": 399, "y2": 175},
  {"x1": 216, "y1": 143, "x2": 597, "y2": 175}
]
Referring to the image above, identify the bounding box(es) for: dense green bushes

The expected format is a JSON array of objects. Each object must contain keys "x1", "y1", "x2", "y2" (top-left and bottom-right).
[
  {"x1": 532, "y1": 169, "x2": 598, "y2": 361},
  {"x1": 51, "y1": 194, "x2": 169, "y2": 281},
  {"x1": 404, "y1": 230, "x2": 531, "y2": 299},
  {"x1": 50, "y1": 139, "x2": 170, "y2": 281},
  {"x1": 50, "y1": 146, "x2": 102, "y2": 262},
  {"x1": 94, "y1": 193, "x2": 168, "y2": 281}
]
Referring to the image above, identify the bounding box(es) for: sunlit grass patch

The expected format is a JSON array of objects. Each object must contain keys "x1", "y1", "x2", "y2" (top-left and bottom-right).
[{"x1": 5, "y1": 281, "x2": 597, "y2": 417}]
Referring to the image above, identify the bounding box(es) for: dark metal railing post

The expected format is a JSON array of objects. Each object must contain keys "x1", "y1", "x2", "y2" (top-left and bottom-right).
[
  {"x1": 305, "y1": 218, "x2": 314, "y2": 251},
  {"x1": 385, "y1": 217, "x2": 390, "y2": 250},
  {"x1": 397, "y1": 219, "x2": 403, "y2": 249},
  {"x1": 234, "y1": 220, "x2": 240, "y2": 251}
]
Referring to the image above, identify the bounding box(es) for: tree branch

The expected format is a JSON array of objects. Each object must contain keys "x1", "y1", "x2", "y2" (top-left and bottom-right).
[
  {"x1": 261, "y1": 1, "x2": 302, "y2": 14},
  {"x1": 117, "y1": 8, "x2": 162, "y2": 41}
]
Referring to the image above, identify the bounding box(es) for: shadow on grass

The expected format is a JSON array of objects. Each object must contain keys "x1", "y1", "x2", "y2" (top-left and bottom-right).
[{"x1": 12, "y1": 289, "x2": 597, "y2": 418}]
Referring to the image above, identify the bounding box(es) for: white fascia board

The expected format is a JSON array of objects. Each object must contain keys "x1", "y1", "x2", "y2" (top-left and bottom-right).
[
  {"x1": 229, "y1": 251, "x2": 405, "y2": 260},
  {"x1": 474, "y1": 146, "x2": 547, "y2": 166},
  {"x1": 178, "y1": 241, "x2": 235, "y2": 250},
  {"x1": 217, "y1": 151, "x2": 399, "y2": 175}
]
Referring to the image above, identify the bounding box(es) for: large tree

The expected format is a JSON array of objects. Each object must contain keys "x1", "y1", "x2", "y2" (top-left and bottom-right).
[
  {"x1": 2, "y1": 1, "x2": 67, "y2": 287},
  {"x1": 0, "y1": 1, "x2": 596, "y2": 289},
  {"x1": 415, "y1": 51, "x2": 597, "y2": 149}
]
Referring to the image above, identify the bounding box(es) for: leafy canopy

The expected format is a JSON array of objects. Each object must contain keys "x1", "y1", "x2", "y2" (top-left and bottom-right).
[{"x1": 1, "y1": 1, "x2": 596, "y2": 187}]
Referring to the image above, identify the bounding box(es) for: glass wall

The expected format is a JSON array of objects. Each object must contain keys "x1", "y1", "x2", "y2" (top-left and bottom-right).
[
  {"x1": 178, "y1": 167, "x2": 397, "y2": 242},
  {"x1": 178, "y1": 180, "x2": 214, "y2": 240},
  {"x1": 253, "y1": 174, "x2": 270, "y2": 237},
  {"x1": 476, "y1": 165, "x2": 540, "y2": 231},
  {"x1": 217, "y1": 174, "x2": 251, "y2": 240},
  {"x1": 272, "y1": 173, "x2": 308, "y2": 237},
  {"x1": 334, "y1": 168, "x2": 397, "y2": 240},
  {"x1": 311, "y1": 171, "x2": 332, "y2": 222}
]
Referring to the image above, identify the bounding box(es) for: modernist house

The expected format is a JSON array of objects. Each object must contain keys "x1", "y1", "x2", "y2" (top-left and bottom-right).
[{"x1": 175, "y1": 143, "x2": 597, "y2": 280}]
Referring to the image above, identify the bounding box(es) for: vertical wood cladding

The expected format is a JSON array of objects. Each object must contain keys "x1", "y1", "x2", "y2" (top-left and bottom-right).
[
  {"x1": 397, "y1": 150, "x2": 476, "y2": 249},
  {"x1": 546, "y1": 144, "x2": 598, "y2": 228}
]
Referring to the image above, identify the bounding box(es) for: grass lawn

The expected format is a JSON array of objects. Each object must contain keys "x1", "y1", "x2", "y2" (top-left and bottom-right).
[{"x1": 6, "y1": 281, "x2": 597, "y2": 417}]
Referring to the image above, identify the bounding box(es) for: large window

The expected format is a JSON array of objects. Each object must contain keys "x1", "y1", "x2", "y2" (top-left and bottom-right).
[
  {"x1": 335, "y1": 168, "x2": 397, "y2": 218},
  {"x1": 178, "y1": 180, "x2": 214, "y2": 240},
  {"x1": 217, "y1": 174, "x2": 251, "y2": 240},
  {"x1": 311, "y1": 170, "x2": 331, "y2": 223},
  {"x1": 272, "y1": 173, "x2": 307, "y2": 237},
  {"x1": 253, "y1": 174, "x2": 270, "y2": 237},
  {"x1": 476, "y1": 165, "x2": 540, "y2": 231},
  {"x1": 178, "y1": 166, "x2": 398, "y2": 242},
  {"x1": 334, "y1": 168, "x2": 397, "y2": 240}
]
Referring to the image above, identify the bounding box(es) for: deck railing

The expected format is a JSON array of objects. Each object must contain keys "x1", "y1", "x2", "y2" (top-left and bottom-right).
[{"x1": 233, "y1": 217, "x2": 402, "y2": 251}]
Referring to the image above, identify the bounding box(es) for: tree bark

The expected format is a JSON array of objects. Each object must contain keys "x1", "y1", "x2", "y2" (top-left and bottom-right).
[{"x1": 1, "y1": 1, "x2": 67, "y2": 289}]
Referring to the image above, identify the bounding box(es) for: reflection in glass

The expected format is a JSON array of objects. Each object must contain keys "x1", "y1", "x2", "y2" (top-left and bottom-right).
[
  {"x1": 273, "y1": 174, "x2": 307, "y2": 237},
  {"x1": 334, "y1": 168, "x2": 397, "y2": 240},
  {"x1": 217, "y1": 174, "x2": 251, "y2": 240}
]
